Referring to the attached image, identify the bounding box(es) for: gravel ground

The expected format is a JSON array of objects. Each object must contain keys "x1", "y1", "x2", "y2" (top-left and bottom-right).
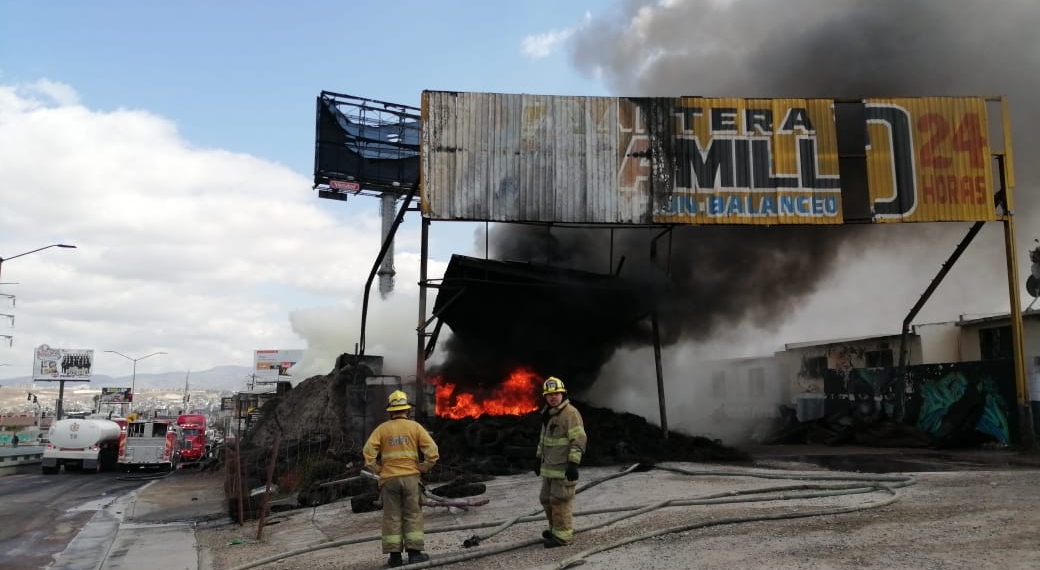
[{"x1": 181, "y1": 457, "x2": 1040, "y2": 570}]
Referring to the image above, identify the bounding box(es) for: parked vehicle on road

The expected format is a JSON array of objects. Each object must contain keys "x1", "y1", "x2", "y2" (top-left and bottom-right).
[
  {"x1": 119, "y1": 419, "x2": 179, "y2": 471},
  {"x1": 42, "y1": 417, "x2": 126, "y2": 474},
  {"x1": 175, "y1": 414, "x2": 208, "y2": 466}
]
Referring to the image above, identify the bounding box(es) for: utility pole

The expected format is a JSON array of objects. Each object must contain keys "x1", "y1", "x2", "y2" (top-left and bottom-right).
[{"x1": 182, "y1": 370, "x2": 191, "y2": 414}]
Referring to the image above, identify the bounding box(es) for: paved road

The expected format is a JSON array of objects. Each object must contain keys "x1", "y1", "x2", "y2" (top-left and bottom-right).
[{"x1": 0, "y1": 469, "x2": 150, "y2": 570}]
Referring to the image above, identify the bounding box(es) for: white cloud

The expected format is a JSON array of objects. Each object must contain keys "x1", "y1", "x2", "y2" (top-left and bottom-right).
[
  {"x1": 0, "y1": 81, "x2": 445, "y2": 383},
  {"x1": 522, "y1": 29, "x2": 576, "y2": 59},
  {"x1": 27, "y1": 79, "x2": 81, "y2": 106},
  {"x1": 0, "y1": 80, "x2": 79, "y2": 114},
  {"x1": 521, "y1": 12, "x2": 592, "y2": 59}
]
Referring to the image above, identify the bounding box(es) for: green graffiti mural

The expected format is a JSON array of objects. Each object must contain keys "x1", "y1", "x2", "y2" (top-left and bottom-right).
[{"x1": 916, "y1": 372, "x2": 1010, "y2": 444}]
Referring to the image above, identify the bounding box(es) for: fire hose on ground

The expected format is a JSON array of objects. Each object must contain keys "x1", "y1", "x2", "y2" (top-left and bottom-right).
[
  {"x1": 361, "y1": 469, "x2": 492, "y2": 510},
  {"x1": 221, "y1": 464, "x2": 917, "y2": 570}
]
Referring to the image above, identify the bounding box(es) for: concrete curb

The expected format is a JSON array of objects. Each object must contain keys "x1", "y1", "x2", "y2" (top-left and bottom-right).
[{"x1": 50, "y1": 479, "x2": 200, "y2": 570}]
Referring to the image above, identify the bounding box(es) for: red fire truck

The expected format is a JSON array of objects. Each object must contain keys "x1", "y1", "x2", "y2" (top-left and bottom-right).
[
  {"x1": 118, "y1": 418, "x2": 178, "y2": 471},
  {"x1": 176, "y1": 413, "x2": 208, "y2": 465}
]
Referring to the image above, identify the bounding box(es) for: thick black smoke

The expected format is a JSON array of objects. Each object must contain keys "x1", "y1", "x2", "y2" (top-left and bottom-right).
[
  {"x1": 488, "y1": 224, "x2": 878, "y2": 345},
  {"x1": 435, "y1": 0, "x2": 1040, "y2": 393}
]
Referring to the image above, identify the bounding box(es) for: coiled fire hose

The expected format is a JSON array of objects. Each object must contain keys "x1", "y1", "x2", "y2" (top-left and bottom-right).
[{"x1": 223, "y1": 463, "x2": 916, "y2": 570}]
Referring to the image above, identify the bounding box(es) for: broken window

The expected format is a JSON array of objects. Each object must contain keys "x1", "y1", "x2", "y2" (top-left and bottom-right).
[
  {"x1": 979, "y1": 326, "x2": 1013, "y2": 360},
  {"x1": 864, "y1": 349, "x2": 893, "y2": 368},
  {"x1": 804, "y1": 356, "x2": 828, "y2": 378}
]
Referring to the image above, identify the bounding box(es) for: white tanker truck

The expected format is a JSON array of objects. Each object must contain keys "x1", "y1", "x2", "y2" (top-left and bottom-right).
[{"x1": 41, "y1": 417, "x2": 125, "y2": 474}]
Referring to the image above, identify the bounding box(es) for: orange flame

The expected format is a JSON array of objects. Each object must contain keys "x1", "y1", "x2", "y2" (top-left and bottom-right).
[{"x1": 435, "y1": 368, "x2": 542, "y2": 419}]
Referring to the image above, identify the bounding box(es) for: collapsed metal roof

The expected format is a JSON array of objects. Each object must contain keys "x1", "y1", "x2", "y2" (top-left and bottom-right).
[{"x1": 429, "y1": 254, "x2": 652, "y2": 391}]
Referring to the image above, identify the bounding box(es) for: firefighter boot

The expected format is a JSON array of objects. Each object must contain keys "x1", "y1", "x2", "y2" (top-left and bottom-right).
[
  {"x1": 407, "y1": 549, "x2": 430, "y2": 564},
  {"x1": 387, "y1": 552, "x2": 403, "y2": 568},
  {"x1": 543, "y1": 534, "x2": 569, "y2": 548}
]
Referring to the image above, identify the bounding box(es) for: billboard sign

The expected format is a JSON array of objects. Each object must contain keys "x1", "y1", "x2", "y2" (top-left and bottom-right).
[
  {"x1": 864, "y1": 97, "x2": 995, "y2": 223},
  {"x1": 647, "y1": 97, "x2": 843, "y2": 225},
  {"x1": 33, "y1": 345, "x2": 94, "y2": 382},
  {"x1": 253, "y1": 349, "x2": 304, "y2": 382},
  {"x1": 100, "y1": 387, "x2": 132, "y2": 403},
  {"x1": 421, "y1": 92, "x2": 1003, "y2": 226}
]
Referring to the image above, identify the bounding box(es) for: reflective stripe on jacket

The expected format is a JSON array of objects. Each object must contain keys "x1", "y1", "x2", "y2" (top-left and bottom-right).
[
  {"x1": 536, "y1": 400, "x2": 586, "y2": 479},
  {"x1": 363, "y1": 417, "x2": 439, "y2": 484}
]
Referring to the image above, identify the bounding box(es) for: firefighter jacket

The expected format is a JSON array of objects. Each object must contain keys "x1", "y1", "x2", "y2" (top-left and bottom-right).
[
  {"x1": 363, "y1": 417, "x2": 439, "y2": 486},
  {"x1": 536, "y1": 399, "x2": 587, "y2": 479}
]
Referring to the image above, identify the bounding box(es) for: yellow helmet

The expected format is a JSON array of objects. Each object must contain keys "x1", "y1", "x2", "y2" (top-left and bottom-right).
[
  {"x1": 542, "y1": 376, "x2": 567, "y2": 395},
  {"x1": 386, "y1": 390, "x2": 412, "y2": 412}
]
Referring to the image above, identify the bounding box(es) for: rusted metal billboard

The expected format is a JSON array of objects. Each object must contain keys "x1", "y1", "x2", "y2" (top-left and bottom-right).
[
  {"x1": 863, "y1": 97, "x2": 996, "y2": 223},
  {"x1": 420, "y1": 92, "x2": 1007, "y2": 225}
]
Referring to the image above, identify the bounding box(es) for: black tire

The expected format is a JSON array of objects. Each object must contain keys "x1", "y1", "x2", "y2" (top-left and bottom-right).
[
  {"x1": 429, "y1": 482, "x2": 486, "y2": 498},
  {"x1": 464, "y1": 423, "x2": 503, "y2": 448},
  {"x1": 351, "y1": 492, "x2": 381, "y2": 514},
  {"x1": 502, "y1": 445, "x2": 536, "y2": 458},
  {"x1": 342, "y1": 477, "x2": 377, "y2": 496}
]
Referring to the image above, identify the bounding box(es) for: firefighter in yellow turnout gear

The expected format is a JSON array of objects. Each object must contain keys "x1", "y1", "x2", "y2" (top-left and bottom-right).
[
  {"x1": 535, "y1": 376, "x2": 587, "y2": 548},
  {"x1": 363, "y1": 390, "x2": 439, "y2": 568}
]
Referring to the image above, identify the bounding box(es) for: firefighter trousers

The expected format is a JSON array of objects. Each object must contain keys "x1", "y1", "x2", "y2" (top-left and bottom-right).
[
  {"x1": 539, "y1": 477, "x2": 577, "y2": 543},
  {"x1": 379, "y1": 474, "x2": 425, "y2": 553}
]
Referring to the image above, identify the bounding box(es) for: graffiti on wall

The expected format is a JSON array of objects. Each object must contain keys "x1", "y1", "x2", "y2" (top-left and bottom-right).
[
  {"x1": 815, "y1": 359, "x2": 1016, "y2": 445},
  {"x1": 794, "y1": 341, "x2": 895, "y2": 397},
  {"x1": 906, "y1": 361, "x2": 1014, "y2": 445},
  {"x1": 823, "y1": 367, "x2": 898, "y2": 422}
]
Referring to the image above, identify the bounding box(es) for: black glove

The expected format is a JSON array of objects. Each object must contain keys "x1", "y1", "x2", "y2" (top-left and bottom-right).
[
  {"x1": 533, "y1": 460, "x2": 541, "y2": 476},
  {"x1": 565, "y1": 462, "x2": 580, "y2": 481}
]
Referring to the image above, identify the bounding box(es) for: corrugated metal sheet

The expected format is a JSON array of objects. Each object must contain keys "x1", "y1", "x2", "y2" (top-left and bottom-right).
[
  {"x1": 865, "y1": 97, "x2": 996, "y2": 222},
  {"x1": 421, "y1": 92, "x2": 1000, "y2": 225},
  {"x1": 422, "y1": 92, "x2": 627, "y2": 223},
  {"x1": 651, "y1": 97, "x2": 843, "y2": 225}
]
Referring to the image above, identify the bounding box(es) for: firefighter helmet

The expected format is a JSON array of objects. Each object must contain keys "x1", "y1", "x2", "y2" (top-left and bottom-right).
[
  {"x1": 386, "y1": 390, "x2": 413, "y2": 412},
  {"x1": 542, "y1": 376, "x2": 567, "y2": 395}
]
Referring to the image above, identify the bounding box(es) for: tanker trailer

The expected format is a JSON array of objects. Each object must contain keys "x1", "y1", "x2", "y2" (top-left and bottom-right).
[{"x1": 41, "y1": 418, "x2": 124, "y2": 474}]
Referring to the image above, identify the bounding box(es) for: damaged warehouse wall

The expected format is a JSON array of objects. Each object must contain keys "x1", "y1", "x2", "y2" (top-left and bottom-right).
[{"x1": 766, "y1": 360, "x2": 1016, "y2": 447}]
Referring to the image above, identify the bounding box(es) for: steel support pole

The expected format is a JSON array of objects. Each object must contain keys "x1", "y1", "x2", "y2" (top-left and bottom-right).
[{"x1": 416, "y1": 216, "x2": 430, "y2": 419}]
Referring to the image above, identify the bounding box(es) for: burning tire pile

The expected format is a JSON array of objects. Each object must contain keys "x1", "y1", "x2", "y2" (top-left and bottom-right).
[
  {"x1": 427, "y1": 402, "x2": 751, "y2": 477},
  {"x1": 225, "y1": 362, "x2": 751, "y2": 521}
]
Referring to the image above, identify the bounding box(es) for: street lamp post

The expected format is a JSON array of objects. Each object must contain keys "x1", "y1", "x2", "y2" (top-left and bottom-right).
[
  {"x1": 0, "y1": 244, "x2": 77, "y2": 420},
  {"x1": 0, "y1": 244, "x2": 77, "y2": 282},
  {"x1": 103, "y1": 351, "x2": 167, "y2": 413}
]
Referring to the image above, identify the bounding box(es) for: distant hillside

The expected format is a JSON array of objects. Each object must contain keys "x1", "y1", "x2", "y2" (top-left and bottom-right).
[{"x1": 0, "y1": 365, "x2": 254, "y2": 392}]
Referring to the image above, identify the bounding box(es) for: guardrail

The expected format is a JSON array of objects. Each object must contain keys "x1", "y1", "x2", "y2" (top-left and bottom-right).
[{"x1": 0, "y1": 446, "x2": 44, "y2": 476}]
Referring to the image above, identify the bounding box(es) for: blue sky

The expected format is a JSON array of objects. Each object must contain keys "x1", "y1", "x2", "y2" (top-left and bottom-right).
[
  {"x1": 3, "y1": 0, "x2": 608, "y2": 176},
  {"x1": 0, "y1": 0, "x2": 613, "y2": 383}
]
